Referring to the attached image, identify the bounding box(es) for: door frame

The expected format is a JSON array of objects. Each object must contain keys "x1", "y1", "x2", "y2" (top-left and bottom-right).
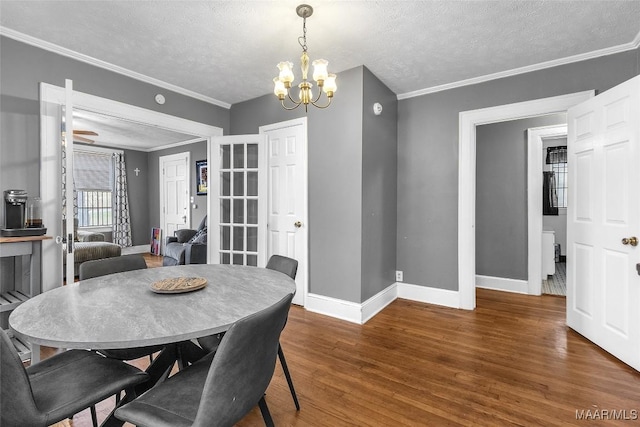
[
  {"x1": 527, "y1": 124, "x2": 568, "y2": 295},
  {"x1": 40, "y1": 83, "x2": 222, "y2": 290},
  {"x1": 457, "y1": 90, "x2": 594, "y2": 309},
  {"x1": 259, "y1": 117, "x2": 309, "y2": 306},
  {"x1": 159, "y1": 151, "x2": 191, "y2": 254}
]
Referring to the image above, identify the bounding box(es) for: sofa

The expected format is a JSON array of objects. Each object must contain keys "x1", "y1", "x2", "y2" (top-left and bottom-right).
[
  {"x1": 163, "y1": 216, "x2": 207, "y2": 266},
  {"x1": 63, "y1": 221, "x2": 121, "y2": 278}
]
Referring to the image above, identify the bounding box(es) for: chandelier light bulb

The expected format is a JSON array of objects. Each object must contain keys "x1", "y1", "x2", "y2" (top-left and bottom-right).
[{"x1": 312, "y1": 59, "x2": 328, "y2": 83}]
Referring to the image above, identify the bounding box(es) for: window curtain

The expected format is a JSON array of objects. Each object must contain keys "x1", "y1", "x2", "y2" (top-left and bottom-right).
[
  {"x1": 546, "y1": 146, "x2": 567, "y2": 164},
  {"x1": 543, "y1": 171, "x2": 558, "y2": 216},
  {"x1": 113, "y1": 152, "x2": 132, "y2": 247}
]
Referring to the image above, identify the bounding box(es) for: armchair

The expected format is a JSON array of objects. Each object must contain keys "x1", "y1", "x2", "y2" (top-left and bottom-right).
[{"x1": 163, "y1": 215, "x2": 208, "y2": 266}]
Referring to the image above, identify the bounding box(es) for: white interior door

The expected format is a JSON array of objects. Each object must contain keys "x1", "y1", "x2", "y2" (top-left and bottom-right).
[
  {"x1": 567, "y1": 75, "x2": 640, "y2": 371},
  {"x1": 210, "y1": 135, "x2": 266, "y2": 267},
  {"x1": 160, "y1": 152, "x2": 190, "y2": 253},
  {"x1": 260, "y1": 118, "x2": 308, "y2": 306},
  {"x1": 63, "y1": 79, "x2": 75, "y2": 281}
]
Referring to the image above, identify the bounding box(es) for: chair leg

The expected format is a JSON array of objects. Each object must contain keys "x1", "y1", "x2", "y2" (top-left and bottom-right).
[
  {"x1": 90, "y1": 405, "x2": 98, "y2": 427},
  {"x1": 278, "y1": 343, "x2": 300, "y2": 410},
  {"x1": 258, "y1": 395, "x2": 275, "y2": 427}
]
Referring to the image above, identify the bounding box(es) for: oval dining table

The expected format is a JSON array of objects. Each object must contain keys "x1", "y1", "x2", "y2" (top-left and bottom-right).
[{"x1": 9, "y1": 263, "x2": 296, "y2": 427}]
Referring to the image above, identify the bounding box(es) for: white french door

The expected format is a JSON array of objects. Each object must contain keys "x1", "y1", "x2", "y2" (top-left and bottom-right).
[
  {"x1": 63, "y1": 79, "x2": 76, "y2": 282},
  {"x1": 260, "y1": 118, "x2": 308, "y2": 306},
  {"x1": 160, "y1": 152, "x2": 190, "y2": 253},
  {"x1": 210, "y1": 135, "x2": 267, "y2": 267},
  {"x1": 567, "y1": 74, "x2": 640, "y2": 371}
]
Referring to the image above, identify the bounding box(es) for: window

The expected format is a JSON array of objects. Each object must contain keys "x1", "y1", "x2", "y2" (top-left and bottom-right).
[
  {"x1": 73, "y1": 150, "x2": 114, "y2": 227},
  {"x1": 545, "y1": 145, "x2": 568, "y2": 210},
  {"x1": 551, "y1": 161, "x2": 567, "y2": 208}
]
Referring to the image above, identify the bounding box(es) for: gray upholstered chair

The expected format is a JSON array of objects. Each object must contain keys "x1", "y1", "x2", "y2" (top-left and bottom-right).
[
  {"x1": 115, "y1": 293, "x2": 294, "y2": 427},
  {"x1": 0, "y1": 328, "x2": 148, "y2": 427},
  {"x1": 79, "y1": 254, "x2": 165, "y2": 362},
  {"x1": 197, "y1": 254, "x2": 301, "y2": 411},
  {"x1": 265, "y1": 255, "x2": 300, "y2": 410},
  {"x1": 163, "y1": 215, "x2": 208, "y2": 266}
]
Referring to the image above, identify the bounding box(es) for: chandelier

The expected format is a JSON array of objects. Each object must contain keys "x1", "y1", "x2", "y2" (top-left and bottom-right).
[{"x1": 273, "y1": 4, "x2": 337, "y2": 111}]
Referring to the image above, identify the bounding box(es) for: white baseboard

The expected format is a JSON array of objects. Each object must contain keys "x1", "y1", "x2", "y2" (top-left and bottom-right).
[
  {"x1": 121, "y1": 245, "x2": 149, "y2": 255},
  {"x1": 305, "y1": 282, "x2": 462, "y2": 323},
  {"x1": 397, "y1": 282, "x2": 460, "y2": 308},
  {"x1": 476, "y1": 275, "x2": 528, "y2": 294}
]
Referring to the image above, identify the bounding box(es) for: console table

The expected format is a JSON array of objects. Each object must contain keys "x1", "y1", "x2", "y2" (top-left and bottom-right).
[{"x1": 0, "y1": 235, "x2": 51, "y2": 362}]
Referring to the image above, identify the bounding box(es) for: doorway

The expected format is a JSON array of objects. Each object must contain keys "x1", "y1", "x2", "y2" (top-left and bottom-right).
[
  {"x1": 159, "y1": 152, "x2": 191, "y2": 253},
  {"x1": 39, "y1": 83, "x2": 222, "y2": 289},
  {"x1": 458, "y1": 90, "x2": 594, "y2": 309}
]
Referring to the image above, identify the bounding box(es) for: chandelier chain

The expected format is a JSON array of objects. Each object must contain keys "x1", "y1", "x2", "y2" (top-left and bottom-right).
[{"x1": 298, "y1": 17, "x2": 308, "y2": 52}]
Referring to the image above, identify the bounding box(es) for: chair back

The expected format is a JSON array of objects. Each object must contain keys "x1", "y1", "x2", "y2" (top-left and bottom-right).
[
  {"x1": 266, "y1": 255, "x2": 298, "y2": 280},
  {"x1": 0, "y1": 329, "x2": 42, "y2": 425},
  {"x1": 79, "y1": 254, "x2": 147, "y2": 280},
  {"x1": 192, "y1": 293, "x2": 294, "y2": 427}
]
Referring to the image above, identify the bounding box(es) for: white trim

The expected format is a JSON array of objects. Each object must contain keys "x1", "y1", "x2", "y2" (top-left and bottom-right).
[
  {"x1": 458, "y1": 91, "x2": 594, "y2": 310},
  {"x1": 305, "y1": 293, "x2": 364, "y2": 324},
  {"x1": 397, "y1": 283, "x2": 460, "y2": 309},
  {"x1": 0, "y1": 27, "x2": 230, "y2": 109},
  {"x1": 475, "y1": 275, "x2": 529, "y2": 294},
  {"x1": 527, "y1": 124, "x2": 567, "y2": 295},
  {"x1": 146, "y1": 137, "x2": 205, "y2": 153},
  {"x1": 398, "y1": 33, "x2": 640, "y2": 100},
  {"x1": 361, "y1": 284, "x2": 398, "y2": 324},
  {"x1": 74, "y1": 145, "x2": 123, "y2": 155}
]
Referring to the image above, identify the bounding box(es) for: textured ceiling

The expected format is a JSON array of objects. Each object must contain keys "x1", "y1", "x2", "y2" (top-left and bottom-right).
[{"x1": 2, "y1": 0, "x2": 639, "y2": 108}]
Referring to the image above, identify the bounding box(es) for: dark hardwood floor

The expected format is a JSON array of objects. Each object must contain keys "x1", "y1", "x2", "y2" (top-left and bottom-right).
[{"x1": 46, "y1": 262, "x2": 640, "y2": 426}]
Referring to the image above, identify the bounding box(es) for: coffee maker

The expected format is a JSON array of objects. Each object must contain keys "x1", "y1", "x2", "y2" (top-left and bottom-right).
[{"x1": 1, "y1": 190, "x2": 46, "y2": 237}]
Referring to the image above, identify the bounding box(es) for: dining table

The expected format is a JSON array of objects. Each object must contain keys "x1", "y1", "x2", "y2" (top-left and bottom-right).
[{"x1": 9, "y1": 263, "x2": 296, "y2": 426}]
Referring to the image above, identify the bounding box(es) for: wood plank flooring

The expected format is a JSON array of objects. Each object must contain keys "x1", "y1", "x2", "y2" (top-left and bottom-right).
[{"x1": 46, "y1": 263, "x2": 640, "y2": 426}]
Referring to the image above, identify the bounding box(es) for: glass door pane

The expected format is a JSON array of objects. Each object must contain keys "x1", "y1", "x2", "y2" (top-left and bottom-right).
[{"x1": 218, "y1": 140, "x2": 260, "y2": 266}]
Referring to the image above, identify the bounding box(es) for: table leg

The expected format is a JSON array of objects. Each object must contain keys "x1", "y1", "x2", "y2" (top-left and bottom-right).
[{"x1": 30, "y1": 344, "x2": 40, "y2": 364}]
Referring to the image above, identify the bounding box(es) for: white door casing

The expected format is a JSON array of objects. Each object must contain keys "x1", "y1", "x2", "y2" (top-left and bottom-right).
[
  {"x1": 458, "y1": 90, "x2": 595, "y2": 309},
  {"x1": 260, "y1": 118, "x2": 308, "y2": 306},
  {"x1": 527, "y1": 124, "x2": 568, "y2": 295},
  {"x1": 160, "y1": 152, "x2": 190, "y2": 252},
  {"x1": 567, "y1": 75, "x2": 640, "y2": 371},
  {"x1": 40, "y1": 83, "x2": 222, "y2": 290}
]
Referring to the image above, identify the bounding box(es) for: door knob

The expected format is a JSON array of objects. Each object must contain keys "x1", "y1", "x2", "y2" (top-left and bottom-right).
[
  {"x1": 622, "y1": 236, "x2": 638, "y2": 246},
  {"x1": 294, "y1": 221, "x2": 303, "y2": 228}
]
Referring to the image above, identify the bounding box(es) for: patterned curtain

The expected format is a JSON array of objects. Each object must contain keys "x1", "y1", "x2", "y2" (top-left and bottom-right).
[{"x1": 113, "y1": 152, "x2": 132, "y2": 247}]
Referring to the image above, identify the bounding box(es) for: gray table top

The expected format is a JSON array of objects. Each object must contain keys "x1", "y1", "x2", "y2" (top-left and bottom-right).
[{"x1": 9, "y1": 264, "x2": 296, "y2": 349}]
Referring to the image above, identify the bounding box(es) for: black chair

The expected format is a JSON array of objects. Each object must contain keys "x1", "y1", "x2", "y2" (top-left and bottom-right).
[
  {"x1": 197, "y1": 255, "x2": 301, "y2": 411},
  {"x1": 115, "y1": 293, "x2": 294, "y2": 427},
  {"x1": 79, "y1": 254, "x2": 165, "y2": 362},
  {"x1": 265, "y1": 255, "x2": 300, "y2": 411},
  {"x1": 0, "y1": 328, "x2": 148, "y2": 427}
]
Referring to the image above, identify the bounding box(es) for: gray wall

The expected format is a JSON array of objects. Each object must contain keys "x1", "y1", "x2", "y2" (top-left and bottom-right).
[
  {"x1": 0, "y1": 36, "x2": 229, "y2": 242},
  {"x1": 397, "y1": 48, "x2": 640, "y2": 291},
  {"x1": 123, "y1": 148, "x2": 150, "y2": 245},
  {"x1": 475, "y1": 114, "x2": 566, "y2": 281},
  {"x1": 231, "y1": 66, "x2": 398, "y2": 304},
  {"x1": 361, "y1": 67, "x2": 398, "y2": 301}
]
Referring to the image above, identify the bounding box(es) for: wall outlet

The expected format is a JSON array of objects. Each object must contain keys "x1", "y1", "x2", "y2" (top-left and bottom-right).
[{"x1": 395, "y1": 270, "x2": 403, "y2": 282}]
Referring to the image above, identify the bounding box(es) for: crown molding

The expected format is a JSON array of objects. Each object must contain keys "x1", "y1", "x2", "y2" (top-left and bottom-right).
[
  {"x1": 398, "y1": 30, "x2": 640, "y2": 100},
  {"x1": 0, "y1": 26, "x2": 231, "y2": 109}
]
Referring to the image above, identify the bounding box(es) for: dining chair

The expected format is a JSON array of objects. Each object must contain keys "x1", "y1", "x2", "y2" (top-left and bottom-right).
[
  {"x1": 79, "y1": 254, "x2": 165, "y2": 363},
  {"x1": 0, "y1": 328, "x2": 148, "y2": 427},
  {"x1": 265, "y1": 255, "x2": 300, "y2": 411},
  {"x1": 196, "y1": 255, "x2": 301, "y2": 411},
  {"x1": 115, "y1": 293, "x2": 294, "y2": 427}
]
